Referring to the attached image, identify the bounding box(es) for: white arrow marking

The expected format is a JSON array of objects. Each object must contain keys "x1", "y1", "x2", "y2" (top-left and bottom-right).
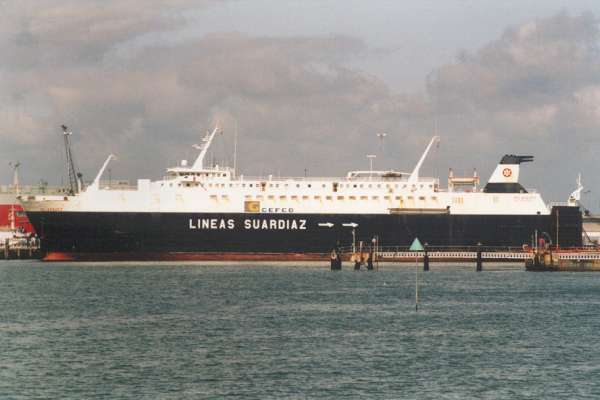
[
  {"x1": 342, "y1": 223, "x2": 358, "y2": 228},
  {"x1": 318, "y1": 222, "x2": 334, "y2": 228}
]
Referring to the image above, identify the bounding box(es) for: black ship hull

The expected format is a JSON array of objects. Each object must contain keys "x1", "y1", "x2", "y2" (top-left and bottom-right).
[{"x1": 26, "y1": 206, "x2": 581, "y2": 261}]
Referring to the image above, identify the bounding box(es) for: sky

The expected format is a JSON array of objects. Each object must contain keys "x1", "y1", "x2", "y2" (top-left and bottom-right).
[{"x1": 2, "y1": 0, "x2": 600, "y2": 209}]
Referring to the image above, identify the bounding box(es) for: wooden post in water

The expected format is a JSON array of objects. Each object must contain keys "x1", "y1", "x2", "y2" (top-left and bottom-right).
[
  {"x1": 476, "y1": 242, "x2": 482, "y2": 272},
  {"x1": 423, "y1": 242, "x2": 430, "y2": 271},
  {"x1": 415, "y1": 255, "x2": 419, "y2": 311}
]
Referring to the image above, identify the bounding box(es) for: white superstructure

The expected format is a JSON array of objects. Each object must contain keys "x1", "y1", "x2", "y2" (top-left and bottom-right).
[{"x1": 21, "y1": 127, "x2": 550, "y2": 216}]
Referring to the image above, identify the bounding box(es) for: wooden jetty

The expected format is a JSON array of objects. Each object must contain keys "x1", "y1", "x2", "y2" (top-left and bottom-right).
[
  {"x1": 1, "y1": 237, "x2": 41, "y2": 260},
  {"x1": 526, "y1": 248, "x2": 600, "y2": 271}
]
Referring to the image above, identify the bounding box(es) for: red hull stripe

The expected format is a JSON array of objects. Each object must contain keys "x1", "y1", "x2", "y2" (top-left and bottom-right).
[{"x1": 43, "y1": 252, "x2": 330, "y2": 262}]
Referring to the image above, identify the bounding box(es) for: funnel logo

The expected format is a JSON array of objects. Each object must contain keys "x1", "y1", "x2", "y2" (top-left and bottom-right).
[{"x1": 502, "y1": 168, "x2": 512, "y2": 178}]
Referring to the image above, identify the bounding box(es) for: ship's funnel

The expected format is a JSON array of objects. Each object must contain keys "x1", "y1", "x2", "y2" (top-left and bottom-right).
[{"x1": 484, "y1": 154, "x2": 532, "y2": 193}]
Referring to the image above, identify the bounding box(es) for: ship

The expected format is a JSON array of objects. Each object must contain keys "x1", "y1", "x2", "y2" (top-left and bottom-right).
[
  {"x1": 20, "y1": 125, "x2": 582, "y2": 261},
  {"x1": 1, "y1": 163, "x2": 36, "y2": 241},
  {"x1": 1, "y1": 164, "x2": 63, "y2": 242}
]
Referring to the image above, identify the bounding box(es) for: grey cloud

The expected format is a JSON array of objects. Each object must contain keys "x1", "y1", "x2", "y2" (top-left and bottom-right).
[
  {"x1": 425, "y1": 12, "x2": 600, "y2": 204},
  {"x1": 2, "y1": 6, "x2": 600, "y2": 207}
]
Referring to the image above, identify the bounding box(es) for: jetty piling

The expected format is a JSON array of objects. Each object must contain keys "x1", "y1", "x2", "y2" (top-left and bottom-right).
[
  {"x1": 476, "y1": 243, "x2": 483, "y2": 272},
  {"x1": 0, "y1": 236, "x2": 41, "y2": 260}
]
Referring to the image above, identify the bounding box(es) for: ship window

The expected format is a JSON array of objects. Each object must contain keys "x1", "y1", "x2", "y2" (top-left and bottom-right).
[
  {"x1": 276, "y1": 184, "x2": 280, "y2": 188},
  {"x1": 249, "y1": 184, "x2": 253, "y2": 187},
  {"x1": 308, "y1": 184, "x2": 312, "y2": 188},
  {"x1": 419, "y1": 196, "x2": 425, "y2": 200},
  {"x1": 326, "y1": 196, "x2": 332, "y2": 200},
  {"x1": 429, "y1": 185, "x2": 433, "y2": 188},
  {"x1": 222, "y1": 174, "x2": 226, "y2": 177},
  {"x1": 296, "y1": 184, "x2": 300, "y2": 188},
  {"x1": 302, "y1": 195, "x2": 309, "y2": 200},
  {"x1": 242, "y1": 184, "x2": 246, "y2": 188},
  {"x1": 384, "y1": 196, "x2": 390, "y2": 200},
  {"x1": 314, "y1": 195, "x2": 321, "y2": 200},
  {"x1": 337, "y1": 196, "x2": 345, "y2": 200},
  {"x1": 431, "y1": 196, "x2": 437, "y2": 201},
  {"x1": 372, "y1": 196, "x2": 378, "y2": 200},
  {"x1": 322, "y1": 184, "x2": 326, "y2": 188},
  {"x1": 353, "y1": 184, "x2": 357, "y2": 188},
  {"x1": 280, "y1": 195, "x2": 286, "y2": 199},
  {"x1": 360, "y1": 196, "x2": 368, "y2": 200},
  {"x1": 186, "y1": 183, "x2": 190, "y2": 187},
  {"x1": 245, "y1": 195, "x2": 252, "y2": 199},
  {"x1": 257, "y1": 195, "x2": 263, "y2": 200},
  {"x1": 292, "y1": 195, "x2": 298, "y2": 200},
  {"x1": 359, "y1": 184, "x2": 363, "y2": 188},
  {"x1": 268, "y1": 195, "x2": 275, "y2": 200},
  {"x1": 349, "y1": 196, "x2": 356, "y2": 200},
  {"x1": 402, "y1": 185, "x2": 407, "y2": 188},
  {"x1": 368, "y1": 184, "x2": 372, "y2": 188},
  {"x1": 377, "y1": 184, "x2": 381, "y2": 188},
  {"x1": 420, "y1": 185, "x2": 424, "y2": 189},
  {"x1": 396, "y1": 196, "x2": 401, "y2": 200}
]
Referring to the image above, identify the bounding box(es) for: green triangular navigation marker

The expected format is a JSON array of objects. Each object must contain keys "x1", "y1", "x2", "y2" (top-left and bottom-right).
[{"x1": 409, "y1": 237, "x2": 424, "y2": 252}]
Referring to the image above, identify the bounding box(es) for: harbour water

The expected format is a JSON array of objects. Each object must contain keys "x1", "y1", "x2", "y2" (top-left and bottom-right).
[{"x1": 1, "y1": 261, "x2": 599, "y2": 399}]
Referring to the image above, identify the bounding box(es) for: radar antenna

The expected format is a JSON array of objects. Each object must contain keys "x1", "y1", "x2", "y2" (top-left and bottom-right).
[{"x1": 61, "y1": 125, "x2": 80, "y2": 194}]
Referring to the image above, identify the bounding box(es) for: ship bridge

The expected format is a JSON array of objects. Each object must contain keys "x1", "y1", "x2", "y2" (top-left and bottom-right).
[{"x1": 165, "y1": 165, "x2": 233, "y2": 182}]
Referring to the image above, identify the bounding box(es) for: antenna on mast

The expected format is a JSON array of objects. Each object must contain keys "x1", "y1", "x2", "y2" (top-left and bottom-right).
[
  {"x1": 376, "y1": 132, "x2": 387, "y2": 152},
  {"x1": 61, "y1": 124, "x2": 80, "y2": 194},
  {"x1": 233, "y1": 119, "x2": 238, "y2": 177}
]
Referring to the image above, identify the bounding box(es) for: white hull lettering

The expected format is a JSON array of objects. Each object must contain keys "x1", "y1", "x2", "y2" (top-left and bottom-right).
[
  {"x1": 189, "y1": 218, "x2": 235, "y2": 230},
  {"x1": 190, "y1": 218, "x2": 307, "y2": 230},
  {"x1": 243, "y1": 219, "x2": 308, "y2": 230}
]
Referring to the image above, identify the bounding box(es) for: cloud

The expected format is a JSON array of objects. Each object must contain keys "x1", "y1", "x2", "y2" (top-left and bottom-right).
[
  {"x1": 2, "y1": 6, "x2": 600, "y2": 206},
  {"x1": 426, "y1": 11, "x2": 600, "y2": 201}
]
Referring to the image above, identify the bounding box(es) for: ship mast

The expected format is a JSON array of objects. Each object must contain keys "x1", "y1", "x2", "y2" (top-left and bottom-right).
[
  {"x1": 9, "y1": 161, "x2": 20, "y2": 196},
  {"x1": 192, "y1": 125, "x2": 221, "y2": 170},
  {"x1": 61, "y1": 125, "x2": 80, "y2": 194},
  {"x1": 8, "y1": 161, "x2": 20, "y2": 231},
  {"x1": 408, "y1": 136, "x2": 440, "y2": 183}
]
